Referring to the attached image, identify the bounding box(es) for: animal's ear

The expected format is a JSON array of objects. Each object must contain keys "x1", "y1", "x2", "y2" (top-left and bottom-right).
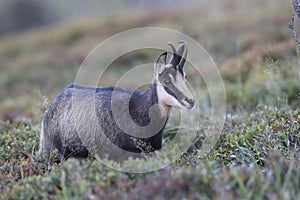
[{"x1": 154, "y1": 52, "x2": 167, "y2": 75}]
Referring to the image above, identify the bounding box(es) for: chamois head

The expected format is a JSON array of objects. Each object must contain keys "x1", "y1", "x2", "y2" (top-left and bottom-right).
[{"x1": 154, "y1": 41, "x2": 195, "y2": 111}]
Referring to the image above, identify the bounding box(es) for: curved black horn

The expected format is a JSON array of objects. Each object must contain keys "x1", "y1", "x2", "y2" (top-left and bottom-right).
[
  {"x1": 167, "y1": 43, "x2": 176, "y2": 53},
  {"x1": 177, "y1": 41, "x2": 188, "y2": 71},
  {"x1": 167, "y1": 42, "x2": 180, "y2": 67}
]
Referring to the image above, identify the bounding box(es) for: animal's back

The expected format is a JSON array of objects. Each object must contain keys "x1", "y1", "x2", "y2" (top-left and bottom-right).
[{"x1": 39, "y1": 84, "x2": 134, "y2": 159}]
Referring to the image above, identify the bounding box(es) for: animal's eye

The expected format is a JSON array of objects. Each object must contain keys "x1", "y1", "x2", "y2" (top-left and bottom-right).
[{"x1": 164, "y1": 79, "x2": 171, "y2": 84}]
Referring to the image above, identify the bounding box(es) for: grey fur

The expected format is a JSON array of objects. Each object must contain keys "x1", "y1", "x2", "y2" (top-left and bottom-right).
[{"x1": 38, "y1": 42, "x2": 194, "y2": 160}]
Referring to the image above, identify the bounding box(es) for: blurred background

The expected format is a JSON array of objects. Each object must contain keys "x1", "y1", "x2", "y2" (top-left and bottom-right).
[
  {"x1": 0, "y1": 0, "x2": 205, "y2": 37},
  {"x1": 0, "y1": 0, "x2": 298, "y2": 123}
]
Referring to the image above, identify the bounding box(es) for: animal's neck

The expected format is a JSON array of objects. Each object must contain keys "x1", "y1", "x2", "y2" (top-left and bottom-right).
[
  {"x1": 155, "y1": 82, "x2": 172, "y2": 117},
  {"x1": 131, "y1": 82, "x2": 171, "y2": 118},
  {"x1": 127, "y1": 82, "x2": 169, "y2": 151},
  {"x1": 138, "y1": 82, "x2": 159, "y2": 113},
  {"x1": 129, "y1": 82, "x2": 161, "y2": 126}
]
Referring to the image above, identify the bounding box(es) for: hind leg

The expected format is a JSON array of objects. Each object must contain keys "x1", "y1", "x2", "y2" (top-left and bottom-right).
[
  {"x1": 38, "y1": 134, "x2": 51, "y2": 160},
  {"x1": 37, "y1": 121, "x2": 53, "y2": 160}
]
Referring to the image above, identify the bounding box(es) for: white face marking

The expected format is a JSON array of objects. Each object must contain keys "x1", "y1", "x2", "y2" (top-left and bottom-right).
[
  {"x1": 156, "y1": 70, "x2": 194, "y2": 112},
  {"x1": 156, "y1": 83, "x2": 185, "y2": 116}
]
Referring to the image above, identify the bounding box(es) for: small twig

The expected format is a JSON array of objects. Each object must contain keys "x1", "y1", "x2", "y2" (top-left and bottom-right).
[
  {"x1": 289, "y1": 14, "x2": 300, "y2": 51},
  {"x1": 292, "y1": 0, "x2": 300, "y2": 21},
  {"x1": 290, "y1": 0, "x2": 300, "y2": 51}
]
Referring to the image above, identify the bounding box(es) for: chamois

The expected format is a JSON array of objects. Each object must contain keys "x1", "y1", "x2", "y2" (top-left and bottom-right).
[{"x1": 38, "y1": 41, "x2": 194, "y2": 160}]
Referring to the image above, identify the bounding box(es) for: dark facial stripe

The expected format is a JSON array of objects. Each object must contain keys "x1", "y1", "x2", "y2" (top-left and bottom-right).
[
  {"x1": 178, "y1": 67, "x2": 184, "y2": 76},
  {"x1": 163, "y1": 82, "x2": 186, "y2": 102},
  {"x1": 158, "y1": 67, "x2": 187, "y2": 103},
  {"x1": 163, "y1": 86, "x2": 177, "y2": 99}
]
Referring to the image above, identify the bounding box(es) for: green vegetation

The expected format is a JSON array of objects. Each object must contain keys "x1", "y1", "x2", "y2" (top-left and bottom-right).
[{"x1": 0, "y1": 0, "x2": 299, "y2": 199}]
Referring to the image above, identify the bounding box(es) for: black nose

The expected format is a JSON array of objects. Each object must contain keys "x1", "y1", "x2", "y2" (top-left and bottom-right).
[{"x1": 185, "y1": 97, "x2": 194, "y2": 108}]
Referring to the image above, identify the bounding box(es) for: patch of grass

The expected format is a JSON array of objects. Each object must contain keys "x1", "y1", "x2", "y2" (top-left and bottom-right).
[{"x1": 0, "y1": 105, "x2": 299, "y2": 199}]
